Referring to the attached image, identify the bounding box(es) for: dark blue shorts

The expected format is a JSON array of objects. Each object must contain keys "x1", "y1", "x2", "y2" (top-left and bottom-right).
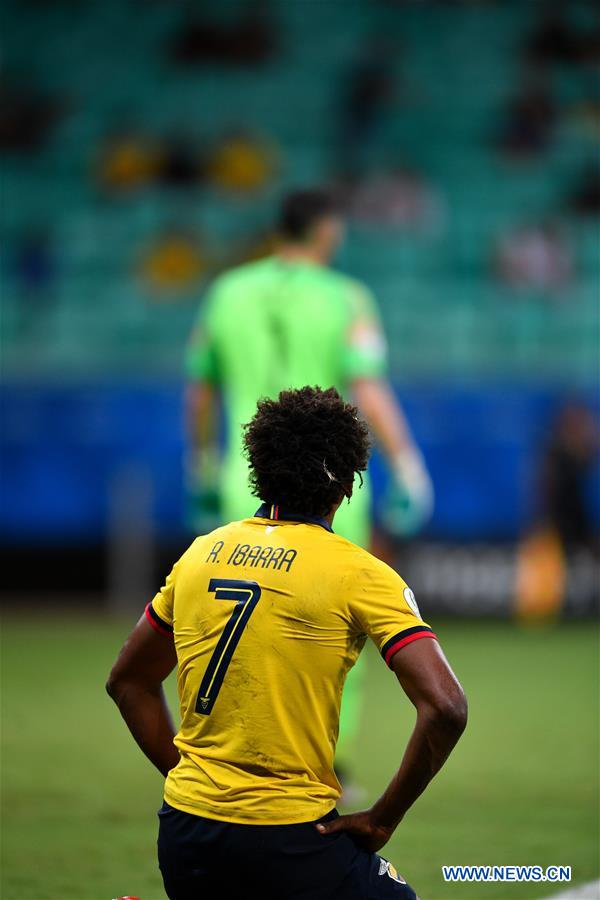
[{"x1": 157, "y1": 801, "x2": 418, "y2": 900}]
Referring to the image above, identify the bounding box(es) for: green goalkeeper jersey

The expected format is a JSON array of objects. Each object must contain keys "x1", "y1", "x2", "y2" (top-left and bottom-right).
[{"x1": 185, "y1": 255, "x2": 387, "y2": 545}]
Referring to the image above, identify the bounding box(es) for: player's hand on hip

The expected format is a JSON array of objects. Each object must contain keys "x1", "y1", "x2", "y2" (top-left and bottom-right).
[{"x1": 316, "y1": 810, "x2": 394, "y2": 852}]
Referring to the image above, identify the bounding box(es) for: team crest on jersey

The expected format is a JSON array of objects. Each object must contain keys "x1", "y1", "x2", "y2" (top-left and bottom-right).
[
  {"x1": 403, "y1": 587, "x2": 420, "y2": 618},
  {"x1": 378, "y1": 857, "x2": 406, "y2": 884}
]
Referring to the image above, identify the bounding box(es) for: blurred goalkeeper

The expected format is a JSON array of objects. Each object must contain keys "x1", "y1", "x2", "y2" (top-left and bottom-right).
[
  {"x1": 185, "y1": 187, "x2": 433, "y2": 776},
  {"x1": 186, "y1": 188, "x2": 432, "y2": 544}
]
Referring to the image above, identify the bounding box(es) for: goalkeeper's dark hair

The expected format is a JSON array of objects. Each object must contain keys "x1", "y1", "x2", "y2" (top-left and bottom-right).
[
  {"x1": 278, "y1": 188, "x2": 341, "y2": 241},
  {"x1": 243, "y1": 386, "x2": 371, "y2": 519}
]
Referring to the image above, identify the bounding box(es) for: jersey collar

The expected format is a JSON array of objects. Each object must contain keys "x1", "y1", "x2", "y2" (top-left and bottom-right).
[{"x1": 254, "y1": 503, "x2": 333, "y2": 533}]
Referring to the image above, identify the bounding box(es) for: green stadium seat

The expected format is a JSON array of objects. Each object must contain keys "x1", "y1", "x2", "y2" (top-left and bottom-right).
[{"x1": 1, "y1": 0, "x2": 595, "y2": 384}]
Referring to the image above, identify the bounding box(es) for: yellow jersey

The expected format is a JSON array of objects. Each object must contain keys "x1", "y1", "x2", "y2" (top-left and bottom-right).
[{"x1": 146, "y1": 504, "x2": 436, "y2": 825}]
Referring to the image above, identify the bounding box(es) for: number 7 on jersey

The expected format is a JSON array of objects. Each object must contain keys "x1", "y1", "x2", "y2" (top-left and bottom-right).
[{"x1": 195, "y1": 578, "x2": 261, "y2": 716}]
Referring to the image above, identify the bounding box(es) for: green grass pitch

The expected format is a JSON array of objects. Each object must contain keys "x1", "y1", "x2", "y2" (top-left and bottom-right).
[{"x1": 1, "y1": 614, "x2": 598, "y2": 900}]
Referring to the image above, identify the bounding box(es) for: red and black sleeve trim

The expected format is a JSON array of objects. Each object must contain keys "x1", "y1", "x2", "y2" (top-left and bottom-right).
[
  {"x1": 145, "y1": 602, "x2": 173, "y2": 636},
  {"x1": 381, "y1": 626, "x2": 437, "y2": 667}
]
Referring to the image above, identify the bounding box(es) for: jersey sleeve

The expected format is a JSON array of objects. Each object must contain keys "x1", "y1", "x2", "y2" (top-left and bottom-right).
[
  {"x1": 145, "y1": 565, "x2": 177, "y2": 636},
  {"x1": 343, "y1": 281, "x2": 388, "y2": 381},
  {"x1": 185, "y1": 287, "x2": 221, "y2": 384},
  {"x1": 349, "y1": 557, "x2": 436, "y2": 667}
]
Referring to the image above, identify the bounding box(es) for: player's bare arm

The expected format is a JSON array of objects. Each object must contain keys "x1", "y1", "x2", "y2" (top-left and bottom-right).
[
  {"x1": 317, "y1": 637, "x2": 467, "y2": 851},
  {"x1": 106, "y1": 616, "x2": 179, "y2": 777},
  {"x1": 352, "y1": 378, "x2": 414, "y2": 458}
]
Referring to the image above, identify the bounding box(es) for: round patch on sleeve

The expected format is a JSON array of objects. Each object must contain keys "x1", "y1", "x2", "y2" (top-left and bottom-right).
[{"x1": 403, "y1": 587, "x2": 421, "y2": 618}]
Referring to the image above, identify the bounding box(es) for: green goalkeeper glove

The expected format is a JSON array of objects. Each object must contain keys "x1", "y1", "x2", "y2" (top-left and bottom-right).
[{"x1": 382, "y1": 448, "x2": 434, "y2": 538}]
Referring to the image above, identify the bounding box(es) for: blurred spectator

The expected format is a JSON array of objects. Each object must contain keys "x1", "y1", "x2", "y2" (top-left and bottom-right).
[
  {"x1": 12, "y1": 227, "x2": 58, "y2": 333},
  {"x1": 346, "y1": 167, "x2": 446, "y2": 235},
  {"x1": 568, "y1": 161, "x2": 600, "y2": 217},
  {"x1": 526, "y1": 3, "x2": 600, "y2": 66},
  {"x1": 497, "y1": 68, "x2": 557, "y2": 158},
  {"x1": 170, "y1": 1, "x2": 275, "y2": 66},
  {"x1": 139, "y1": 227, "x2": 208, "y2": 297},
  {"x1": 96, "y1": 128, "x2": 158, "y2": 193},
  {"x1": 206, "y1": 130, "x2": 279, "y2": 193},
  {"x1": 158, "y1": 133, "x2": 201, "y2": 188},
  {"x1": 541, "y1": 403, "x2": 599, "y2": 548},
  {"x1": 515, "y1": 400, "x2": 599, "y2": 619},
  {"x1": 337, "y1": 38, "x2": 396, "y2": 175},
  {"x1": 526, "y1": 5, "x2": 581, "y2": 64},
  {"x1": 0, "y1": 79, "x2": 62, "y2": 152},
  {"x1": 494, "y1": 222, "x2": 574, "y2": 292}
]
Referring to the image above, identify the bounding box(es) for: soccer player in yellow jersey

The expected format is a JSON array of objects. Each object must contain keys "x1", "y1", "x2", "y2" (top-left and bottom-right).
[
  {"x1": 185, "y1": 188, "x2": 434, "y2": 791},
  {"x1": 107, "y1": 386, "x2": 467, "y2": 900}
]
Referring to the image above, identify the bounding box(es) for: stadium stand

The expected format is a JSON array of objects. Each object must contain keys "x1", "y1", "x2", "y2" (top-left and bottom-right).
[{"x1": 2, "y1": 0, "x2": 598, "y2": 381}]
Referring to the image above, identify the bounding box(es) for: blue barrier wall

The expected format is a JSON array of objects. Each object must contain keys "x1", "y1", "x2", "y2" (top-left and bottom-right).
[{"x1": 1, "y1": 382, "x2": 598, "y2": 542}]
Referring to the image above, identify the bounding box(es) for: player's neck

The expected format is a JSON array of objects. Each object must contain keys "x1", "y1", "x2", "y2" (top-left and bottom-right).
[
  {"x1": 277, "y1": 244, "x2": 327, "y2": 266},
  {"x1": 325, "y1": 500, "x2": 344, "y2": 529},
  {"x1": 324, "y1": 509, "x2": 336, "y2": 528}
]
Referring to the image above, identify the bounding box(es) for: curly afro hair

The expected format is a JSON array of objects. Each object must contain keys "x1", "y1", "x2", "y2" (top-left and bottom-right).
[{"x1": 243, "y1": 385, "x2": 371, "y2": 519}]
